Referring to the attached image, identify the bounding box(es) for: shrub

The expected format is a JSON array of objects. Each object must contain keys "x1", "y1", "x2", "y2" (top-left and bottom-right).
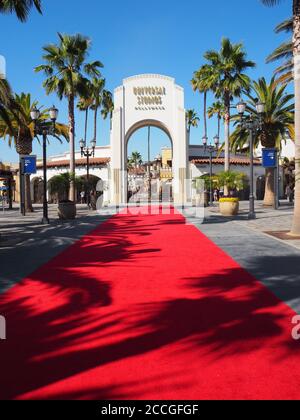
[
  {"x1": 48, "y1": 173, "x2": 82, "y2": 203},
  {"x1": 215, "y1": 171, "x2": 248, "y2": 197}
]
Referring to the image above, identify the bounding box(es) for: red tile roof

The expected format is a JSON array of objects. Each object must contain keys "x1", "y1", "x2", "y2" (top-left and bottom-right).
[
  {"x1": 128, "y1": 168, "x2": 146, "y2": 175},
  {"x1": 37, "y1": 157, "x2": 110, "y2": 169},
  {"x1": 190, "y1": 157, "x2": 261, "y2": 166}
]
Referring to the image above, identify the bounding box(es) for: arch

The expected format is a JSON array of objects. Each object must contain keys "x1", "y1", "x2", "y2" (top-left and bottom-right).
[
  {"x1": 125, "y1": 119, "x2": 173, "y2": 147},
  {"x1": 77, "y1": 174, "x2": 103, "y2": 204},
  {"x1": 127, "y1": 123, "x2": 174, "y2": 204},
  {"x1": 30, "y1": 176, "x2": 44, "y2": 204},
  {"x1": 110, "y1": 74, "x2": 188, "y2": 205}
]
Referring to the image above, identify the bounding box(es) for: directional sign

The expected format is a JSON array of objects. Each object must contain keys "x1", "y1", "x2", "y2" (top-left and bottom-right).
[
  {"x1": 262, "y1": 148, "x2": 278, "y2": 168},
  {"x1": 21, "y1": 156, "x2": 37, "y2": 175}
]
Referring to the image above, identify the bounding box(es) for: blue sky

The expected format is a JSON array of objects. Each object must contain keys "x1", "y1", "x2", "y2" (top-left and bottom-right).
[{"x1": 0, "y1": 0, "x2": 291, "y2": 162}]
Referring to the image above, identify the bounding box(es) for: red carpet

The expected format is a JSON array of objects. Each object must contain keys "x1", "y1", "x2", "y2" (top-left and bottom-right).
[{"x1": 0, "y1": 207, "x2": 300, "y2": 400}]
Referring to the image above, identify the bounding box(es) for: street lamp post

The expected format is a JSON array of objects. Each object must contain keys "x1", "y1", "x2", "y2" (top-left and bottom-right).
[
  {"x1": 202, "y1": 135, "x2": 220, "y2": 207},
  {"x1": 236, "y1": 100, "x2": 265, "y2": 220},
  {"x1": 148, "y1": 126, "x2": 152, "y2": 204},
  {"x1": 80, "y1": 139, "x2": 96, "y2": 209},
  {"x1": 31, "y1": 105, "x2": 59, "y2": 225}
]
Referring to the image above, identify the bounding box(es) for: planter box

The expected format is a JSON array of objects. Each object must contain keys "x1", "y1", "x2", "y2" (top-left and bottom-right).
[
  {"x1": 58, "y1": 201, "x2": 76, "y2": 220},
  {"x1": 219, "y1": 200, "x2": 239, "y2": 217}
]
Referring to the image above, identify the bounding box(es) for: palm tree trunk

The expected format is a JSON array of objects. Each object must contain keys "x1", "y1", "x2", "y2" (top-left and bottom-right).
[
  {"x1": 203, "y1": 91, "x2": 207, "y2": 138},
  {"x1": 224, "y1": 92, "x2": 231, "y2": 172},
  {"x1": 68, "y1": 94, "x2": 76, "y2": 202},
  {"x1": 25, "y1": 174, "x2": 33, "y2": 212},
  {"x1": 263, "y1": 168, "x2": 275, "y2": 206},
  {"x1": 94, "y1": 106, "x2": 98, "y2": 141},
  {"x1": 16, "y1": 133, "x2": 34, "y2": 213},
  {"x1": 84, "y1": 108, "x2": 88, "y2": 146},
  {"x1": 291, "y1": 0, "x2": 300, "y2": 235},
  {"x1": 218, "y1": 115, "x2": 221, "y2": 138}
]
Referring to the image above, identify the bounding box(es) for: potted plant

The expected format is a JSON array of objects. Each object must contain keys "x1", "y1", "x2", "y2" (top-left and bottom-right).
[
  {"x1": 48, "y1": 173, "x2": 79, "y2": 220},
  {"x1": 216, "y1": 171, "x2": 246, "y2": 217},
  {"x1": 219, "y1": 197, "x2": 240, "y2": 216}
]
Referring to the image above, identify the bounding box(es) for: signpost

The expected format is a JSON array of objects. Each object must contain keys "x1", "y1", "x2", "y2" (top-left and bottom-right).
[
  {"x1": 262, "y1": 148, "x2": 278, "y2": 168},
  {"x1": 22, "y1": 156, "x2": 37, "y2": 175},
  {"x1": 20, "y1": 156, "x2": 37, "y2": 216},
  {"x1": 262, "y1": 148, "x2": 280, "y2": 209}
]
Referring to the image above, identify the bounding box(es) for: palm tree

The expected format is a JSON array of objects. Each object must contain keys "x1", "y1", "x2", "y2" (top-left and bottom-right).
[
  {"x1": 129, "y1": 151, "x2": 143, "y2": 168},
  {"x1": 0, "y1": 79, "x2": 13, "y2": 129},
  {"x1": 261, "y1": 0, "x2": 300, "y2": 235},
  {"x1": 35, "y1": 33, "x2": 103, "y2": 202},
  {"x1": 101, "y1": 90, "x2": 114, "y2": 129},
  {"x1": 230, "y1": 77, "x2": 294, "y2": 206},
  {"x1": 90, "y1": 77, "x2": 105, "y2": 142},
  {"x1": 207, "y1": 101, "x2": 225, "y2": 138},
  {"x1": 191, "y1": 65, "x2": 215, "y2": 141},
  {"x1": 203, "y1": 38, "x2": 255, "y2": 172},
  {"x1": 77, "y1": 82, "x2": 93, "y2": 147},
  {"x1": 0, "y1": 92, "x2": 68, "y2": 211},
  {"x1": 267, "y1": 18, "x2": 293, "y2": 85},
  {"x1": 186, "y1": 109, "x2": 199, "y2": 143},
  {"x1": 0, "y1": 0, "x2": 42, "y2": 21}
]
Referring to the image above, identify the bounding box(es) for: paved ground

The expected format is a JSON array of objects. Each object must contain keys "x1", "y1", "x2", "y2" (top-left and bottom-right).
[
  {"x1": 1, "y1": 206, "x2": 300, "y2": 400},
  {"x1": 1, "y1": 200, "x2": 300, "y2": 315},
  {"x1": 1, "y1": 201, "x2": 300, "y2": 400},
  {"x1": 0, "y1": 204, "x2": 109, "y2": 293},
  {"x1": 187, "y1": 201, "x2": 300, "y2": 314}
]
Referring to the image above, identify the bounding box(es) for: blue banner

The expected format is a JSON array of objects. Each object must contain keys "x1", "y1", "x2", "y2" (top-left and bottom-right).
[
  {"x1": 262, "y1": 148, "x2": 278, "y2": 168},
  {"x1": 22, "y1": 156, "x2": 37, "y2": 175}
]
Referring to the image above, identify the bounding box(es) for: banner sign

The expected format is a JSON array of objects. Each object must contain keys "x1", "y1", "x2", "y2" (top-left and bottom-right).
[
  {"x1": 262, "y1": 148, "x2": 278, "y2": 168},
  {"x1": 21, "y1": 156, "x2": 37, "y2": 175}
]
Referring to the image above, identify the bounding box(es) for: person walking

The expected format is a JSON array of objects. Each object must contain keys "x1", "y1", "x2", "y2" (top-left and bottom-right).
[
  {"x1": 80, "y1": 190, "x2": 86, "y2": 204},
  {"x1": 214, "y1": 188, "x2": 219, "y2": 203},
  {"x1": 90, "y1": 190, "x2": 97, "y2": 211},
  {"x1": 286, "y1": 185, "x2": 293, "y2": 204},
  {"x1": 290, "y1": 185, "x2": 295, "y2": 204}
]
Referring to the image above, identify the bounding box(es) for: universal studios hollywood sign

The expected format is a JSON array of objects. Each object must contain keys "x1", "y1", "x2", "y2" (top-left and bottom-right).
[{"x1": 133, "y1": 86, "x2": 166, "y2": 110}]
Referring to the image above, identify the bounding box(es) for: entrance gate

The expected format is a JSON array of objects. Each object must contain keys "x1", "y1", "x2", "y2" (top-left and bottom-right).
[{"x1": 110, "y1": 74, "x2": 189, "y2": 205}]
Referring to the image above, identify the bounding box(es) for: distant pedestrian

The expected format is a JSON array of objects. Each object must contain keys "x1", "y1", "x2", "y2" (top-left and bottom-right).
[
  {"x1": 214, "y1": 189, "x2": 219, "y2": 202},
  {"x1": 286, "y1": 185, "x2": 293, "y2": 203},
  {"x1": 80, "y1": 190, "x2": 86, "y2": 204},
  {"x1": 90, "y1": 190, "x2": 97, "y2": 211},
  {"x1": 291, "y1": 185, "x2": 295, "y2": 203}
]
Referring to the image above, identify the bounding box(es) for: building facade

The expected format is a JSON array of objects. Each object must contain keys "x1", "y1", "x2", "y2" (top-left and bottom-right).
[
  {"x1": 31, "y1": 143, "x2": 266, "y2": 204},
  {"x1": 23, "y1": 74, "x2": 285, "y2": 205}
]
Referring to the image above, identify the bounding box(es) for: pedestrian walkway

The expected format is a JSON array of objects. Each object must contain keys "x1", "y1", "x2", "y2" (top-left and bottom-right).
[
  {"x1": 0, "y1": 204, "x2": 110, "y2": 293},
  {"x1": 1, "y1": 207, "x2": 300, "y2": 400}
]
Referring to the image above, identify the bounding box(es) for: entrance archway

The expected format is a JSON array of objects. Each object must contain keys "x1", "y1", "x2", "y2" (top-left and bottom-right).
[
  {"x1": 31, "y1": 177, "x2": 44, "y2": 204},
  {"x1": 78, "y1": 175, "x2": 102, "y2": 204},
  {"x1": 127, "y1": 124, "x2": 173, "y2": 203},
  {"x1": 110, "y1": 74, "x2": 188, "y2": 205}
]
